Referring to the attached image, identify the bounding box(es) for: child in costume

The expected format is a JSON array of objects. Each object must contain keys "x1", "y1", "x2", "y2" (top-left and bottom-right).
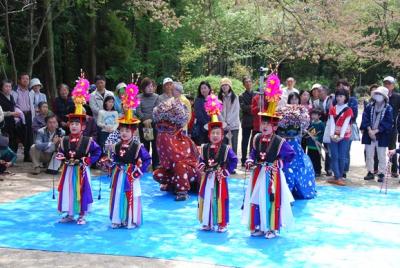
[
  {"x1": 197, "y1": 95, "x2": 238, "y2": 233},
  {"x1": 243, "y1": 73, "x2": 295, "y2": 239},
  {"x1": 100, "y1": 84, "x2": 151, "y2": 228},
  {"x1": 56, "y1": 77, "x2": 101, "y2": 225}
]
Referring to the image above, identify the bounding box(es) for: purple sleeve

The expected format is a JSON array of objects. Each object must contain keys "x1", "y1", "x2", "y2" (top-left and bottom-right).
[
  {"x1": 139, "y1": 145, "x2": 151, "y2": 173},
  {"x1": 278, "y1": 141, "x2": 295, "y2": 168},
  {"x1": 226, "y1": 148, "x2": 238, "y2": 173},
  {"x1": 248, "y1": 148, "x2": 256, "y2": 161},
  {"x1": 88, "y1": 140, "x2": 102, "y2": 164}
]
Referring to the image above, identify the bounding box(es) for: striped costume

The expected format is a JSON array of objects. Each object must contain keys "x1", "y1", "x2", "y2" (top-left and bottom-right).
[
  {"x1": 109, "y1": 140, "x2": 151, "y2": 228},
  {"x1": 242, "y1": 134, "x2": 295, "y2": 233},
  {"x1": 198, "y1": 143, "x2": 238, "y2": 228},
  {"x1": 57, "y1": 135, "x2": 101, "y2": 215}
]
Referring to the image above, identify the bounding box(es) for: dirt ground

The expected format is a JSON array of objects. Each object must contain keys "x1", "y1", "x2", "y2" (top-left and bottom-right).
[{"x1": 0, "y1": 139, "x2": 399, "y2": 267}]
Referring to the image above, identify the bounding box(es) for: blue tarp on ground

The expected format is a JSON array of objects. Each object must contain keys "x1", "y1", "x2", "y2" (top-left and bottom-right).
[{"x1": 0, "y1": 173, "x2": 400, "y2": 267}]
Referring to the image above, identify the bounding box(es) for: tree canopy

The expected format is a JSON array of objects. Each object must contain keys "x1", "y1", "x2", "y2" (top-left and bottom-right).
[{"x1": 1, "y1": 0, "x2": 399, "y2": 98}]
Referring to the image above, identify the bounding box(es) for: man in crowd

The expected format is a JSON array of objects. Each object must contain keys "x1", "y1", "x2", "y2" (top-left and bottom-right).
[
  {"x1": 384, "y1": 76, "x2": 400, "y2": 178},
  {"x1": 30, "y1": 114, "x2": 65, "y2": 175},
  {"x1": 53, "y1": 83, "x2": 73, "y2": 131},
  {"x1": 239, "y1": 76, "x2": 254, "y2": 167},
  {"x1": 311, "y1": 83, "x2": 322, "y2": 108},
  {"x1": 89, "y1": 75, "x2": 113, "y2": 122},
  {"x1": 159, "y1": 77, "x2": 174, "y2": 103},
  {"x1": 11, "y1": 73, "x2": 33, "y2": 162},
  {"x1": 279, "y1": 77, "x2": 299, "y2": 107}
]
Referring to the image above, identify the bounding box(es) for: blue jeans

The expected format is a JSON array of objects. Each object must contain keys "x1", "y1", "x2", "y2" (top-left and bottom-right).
[
  {"x1": 329, "y1": 139, "x2": 350, "y2": 179},
  {"x1": 344, "y1": 140, "x2": 352, "y2": 173}
]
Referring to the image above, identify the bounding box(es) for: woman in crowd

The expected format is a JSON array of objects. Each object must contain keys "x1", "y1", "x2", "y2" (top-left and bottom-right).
[
  {"x1": 219, "y1": 78, "x2": 240, "y2": 158},
  {"x1": 335, "y1": 79, "x2": 358, "y2": 178},
  {"x1": 326, "y1": 88, "x2": 353, "y2": 186},
  {"x1": 300, "y1": 90, "x2": 313, "y2": 112},
  {"x1": 114, "y1": 82, "x2": 126, "y2": 115},
  {"x1": 32, "y1": 101, "x2": 52, "y2": 135},
  {"x1": 192, "y1": 81, "x2": 212, "y2": 145},
  {"x1": 0, "y1": 79, "x2": 20, "y2": 153},
  {"x1": 136, "y1": 77, "x2": 160, "y2": 169},
  {"x1": 361, "y1": 86, "x2": 393, "y2": 182},
  {"x1": 287, "y1": 92, "x2": 300, "y2": 105}
]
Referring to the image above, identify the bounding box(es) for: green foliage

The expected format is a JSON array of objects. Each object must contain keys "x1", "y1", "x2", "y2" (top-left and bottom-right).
[
  {"x1": 183, "y1": 75, "x2": 244, "y2": 98},
  {"x1": 295, "y1": 76, "x2": 332, "y2": 92},
  {"x1": 1, "y1": 0, "x2": 400, "y2": 98}
]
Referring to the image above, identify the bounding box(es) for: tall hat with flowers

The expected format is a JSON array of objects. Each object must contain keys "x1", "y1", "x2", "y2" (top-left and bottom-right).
[
  {"x1": 259, "y1": 73, "x2": 283, "y2": 124},
  {"x1": 67, "y1": 71, "x2": 90, "y2": 122},
  {"x1": 119, "y1": 83, "x2": 140, "y2": 126},
  {"x1": 204, "y1": 94, "x2": 226, "y2": 132}
]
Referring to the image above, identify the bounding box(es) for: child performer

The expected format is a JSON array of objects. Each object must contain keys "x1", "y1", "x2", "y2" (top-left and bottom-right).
[
  {"x1": 197, "y1": 95, "x2": 238, "y2": 233},
  {"x1": 242, "y1": 73, "x2": 295, "y2": 239},
  {"x1": 56, "y1": 77, "x2": 101, "y2": 225},
  {"x1": 100, "y1": 84, "x2": 151, "y2": 228},
  {"x1": 306, "y1": 108, "x2": 325, "y2": 177}
]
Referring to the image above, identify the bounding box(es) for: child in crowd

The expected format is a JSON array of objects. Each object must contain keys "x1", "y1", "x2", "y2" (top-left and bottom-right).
[
  {"x1": 243, "y1": 73, "x2": 295, "y2": 239},
  {"x1": 197, "y1": 95, "x2": 238, "y2": 233},
  {"x1": 56, "y1": 78, "x2": 101, "y2": 225},
  {"x1": 306, "y1": 108, "x2": 325, "y2": 177},
  {"x1": 97, "y1": 95, "x2": 119, "y2": 152}
]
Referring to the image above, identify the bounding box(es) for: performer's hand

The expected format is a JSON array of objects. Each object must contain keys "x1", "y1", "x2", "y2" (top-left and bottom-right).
[
  {"x1": 131, "y1": 167, "x2": 143, "y2": 178},
  {"x1": 222, "y1": 169, "x2": 230, "y2": 177},
  {"x1": 388, "y1": 150, "x2": 396, "y2": 158},
  {"x1": 5, "y1": 161, "x2": 12, "y2": 168},
  {"x1": 197, "y1": 162, "x2": 205, "y2": 172},
  {"x1": 245, "y1": 160, "x2": 254, "y2": 171},
  {"x1": 55, "y1": 153, "x2": 65, "y2": 160},
  {"x1": 82, "y1": 157, "x2": 91, "y2": 166}
]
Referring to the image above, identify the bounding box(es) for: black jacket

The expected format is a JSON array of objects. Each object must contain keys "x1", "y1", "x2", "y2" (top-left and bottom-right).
[
  {"x1": 239, "y1": 90, "x2": 254, "y2": 128},
  {"x1": 0, "y1": 92, "x2": 16, "y2": 130},
  {"x1": 390, "y1": 92, "x2": 400, "y2": 131}
]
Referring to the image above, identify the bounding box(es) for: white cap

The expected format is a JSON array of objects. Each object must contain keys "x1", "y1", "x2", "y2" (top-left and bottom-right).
[
  {"x1": 29, "y1": 78, "x2": 42, "y2": 89},
  {"x1": 383, "y1": 76, "x2": 396, "y2": 84},
  {"x1": 116, "y1": 82, "x2": 127, "y2": 91},
  {"x1": 311, "y1": 83, "x2": 322, "y2": 90},
  {"x1": 163, "y1": 77, "x2": 173, "y2": 85},
  {"x1": 372, "y1": 86, "x2": 389, "y2": 101}
]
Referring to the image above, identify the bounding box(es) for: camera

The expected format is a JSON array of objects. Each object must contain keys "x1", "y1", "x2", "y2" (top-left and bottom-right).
[
  {"x1": 258, "y1": 67, "x2": 268, "y2": 75},
  {"x1": 56, "y1": 128, "x2": 63, "y2": 137}
]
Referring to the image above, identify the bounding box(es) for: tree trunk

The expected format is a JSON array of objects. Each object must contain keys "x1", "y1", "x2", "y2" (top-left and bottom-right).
[
  {"x1": 2, "y1": 0, "x2": 18, "y2": 81},
  {"x1": 89, "y1": 0, "x2": 97, "y2": 80},
  {"x1": 43, "y1": 0, "x2": 56, "y2": 100},
  {"x1": 26, "y1": 3, "x2": 35, "y2": 76}
]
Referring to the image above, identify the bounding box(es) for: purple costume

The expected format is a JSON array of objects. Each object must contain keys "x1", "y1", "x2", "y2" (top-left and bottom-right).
[{"x1": 57, "y1": 135, "x2": 101, "y2": 215}]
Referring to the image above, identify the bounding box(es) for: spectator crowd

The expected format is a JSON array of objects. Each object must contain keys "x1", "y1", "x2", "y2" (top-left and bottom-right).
[{"x1": 1, "y1": 73, "x2": 400, "y2": 185}]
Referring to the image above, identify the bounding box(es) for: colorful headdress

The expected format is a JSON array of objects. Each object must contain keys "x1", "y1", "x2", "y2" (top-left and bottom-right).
[
  {"x1": 67, "y1": 75, "x2": 90, "y2": 121},
  {"x1": 153, "y1": 98, "x2": 189, "y2": 130},
  {"x1": 204, "y1": 94, "x2": 225, "y2": 131},
  {"x1": 277, "y1": 105, "x2": 310, "y2": 130},
  {"x1": 258, "y1": 73, "x2": 283, "y2": 123},
  {"x1": 119, "y1": 83, "x2": 140, "y2": 125}
]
